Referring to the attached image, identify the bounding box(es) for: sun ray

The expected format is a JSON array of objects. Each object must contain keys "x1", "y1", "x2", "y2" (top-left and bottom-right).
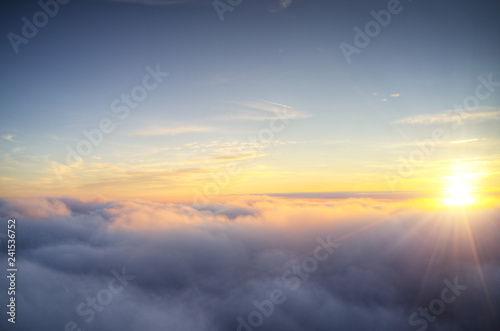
[{"x1": 462, "y1": 213, "x2": 496, "y2": 317}]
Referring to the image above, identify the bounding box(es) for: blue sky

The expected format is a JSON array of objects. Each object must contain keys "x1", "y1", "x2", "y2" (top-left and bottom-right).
[{"x1": 1, "y1": 0, "x2": 499, "y2": 200}]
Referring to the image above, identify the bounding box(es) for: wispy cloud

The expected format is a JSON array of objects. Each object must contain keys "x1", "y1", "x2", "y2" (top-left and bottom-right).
[
  {"x1": 211, "y1": 153, "x2": 267, "y2": 162},
  {"x1": 372, "y1": 93, "x2": 400, "y2": 102},
  {"x1": 451, "y1": 138, "x2": 480, "y2": 144},
  {"x1": 280, "y1": 0, "x2": 292, "y2": 9},
  {"x1": 393, "y1": 108, "x2": 500, "y2": 125},
  {"x1": 130, "y1": 125, "x2": 216, "y2": 136},
  {"x1": 216, "y1": 100, "x2": 312, "y2": 121},
  {"x1": 268, "y1": 0, "x2": 293, "y2": 12},
  {"x1": 2, "y1": 135, "x2": 16, "y2": 142}
]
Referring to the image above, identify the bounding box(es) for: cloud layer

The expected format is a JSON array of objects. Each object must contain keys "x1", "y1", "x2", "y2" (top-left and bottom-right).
[{"x1": 0, "y1": 196, "x2": 499, "y2": 331}]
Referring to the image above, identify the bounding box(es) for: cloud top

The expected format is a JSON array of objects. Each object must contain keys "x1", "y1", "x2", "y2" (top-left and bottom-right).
[{"x1": 0, "y1": 195, "x2": 499, "y2": 331}]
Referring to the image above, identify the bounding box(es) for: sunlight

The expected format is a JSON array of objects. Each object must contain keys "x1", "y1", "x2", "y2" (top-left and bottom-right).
[{"x1": 443, "y1": 176, "x2": 476, "y2": 206}]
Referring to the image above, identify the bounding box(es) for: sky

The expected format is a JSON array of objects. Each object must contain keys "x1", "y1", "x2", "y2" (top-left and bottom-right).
[
  {"x1": 1, "y1": 0, "x2": 499, "y2": 203},
  {"x1": 1, "y1": 1, "x2": 500, "y2": 330}
]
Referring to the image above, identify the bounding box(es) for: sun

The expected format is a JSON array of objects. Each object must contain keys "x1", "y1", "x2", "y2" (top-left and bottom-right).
[{"x1": 443, "y1": 177, "x2": 476, "y2": 206}]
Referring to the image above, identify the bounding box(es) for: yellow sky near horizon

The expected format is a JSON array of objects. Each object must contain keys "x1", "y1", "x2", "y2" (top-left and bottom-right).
[{"x1": 1, "y1": 139, "x2": 499, "y2": 204}]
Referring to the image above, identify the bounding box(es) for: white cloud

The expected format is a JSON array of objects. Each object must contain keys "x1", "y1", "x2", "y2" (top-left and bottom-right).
[
  {"x1": 130, "y1": 125, "x2": 216, "y2": 136},
  {"x1": 1, "y1": 195, "x2": 499, "y2": 330},
  {"x1": 451, "y1": 138, "x2": 480, "y2": 144},
  {"x1": 217, "y1": 100, "x2": 312, "y2": 121},
  {"x1": 280, "y1": 0, "x2": 292, "y2": 9},
  {"x1": 2, "y1": 135, "x2": 16, "y2": 142},
  {"x1": 393, "y1": 107, "x2": 500, "y2": 125}
]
